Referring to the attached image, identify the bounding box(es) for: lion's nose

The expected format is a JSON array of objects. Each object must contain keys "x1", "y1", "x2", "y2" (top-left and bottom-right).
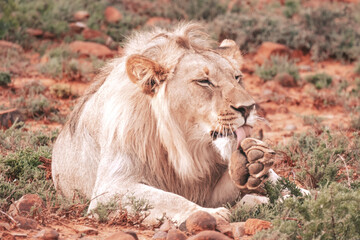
[{"x1": 231, "y1": 104, "x2": 255, "y2": 120}]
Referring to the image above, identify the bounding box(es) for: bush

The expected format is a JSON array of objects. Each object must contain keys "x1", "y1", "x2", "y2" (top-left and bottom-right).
[
  {"x1": 283, "y1": 0, "x2": 300, "y2": 18},
  {"x1": 50, "y1": 84, "x2": 72, "y2": 99},
  {"x1": 0, "y1": 124, "x2": 56, "y2": 210},
  {"x1": 253, "y1": 183, "x2": 360, "y2": 240},
  {"x1": 255, "y1": 56, "x2": 300, "y2": 82},
  {"x1": 306, "y1": 73, "x2": 332, "y2": 89},
  {"x1": 281, "y1": 129, "x2": 358, "y2": 188},
  {"x1": 0, "y1": 72, "x2": 11, "y2": 86}
]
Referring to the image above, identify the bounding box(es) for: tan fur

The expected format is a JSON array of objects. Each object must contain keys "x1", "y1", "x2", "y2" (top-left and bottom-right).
[{"x1": 52, "y1": 23, "x2": 259, "y2": 224}]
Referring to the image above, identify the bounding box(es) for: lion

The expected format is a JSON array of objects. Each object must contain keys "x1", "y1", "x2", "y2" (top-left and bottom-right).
[{"x1": 52, "y1": 23, "x2": 302, "y2": 224}]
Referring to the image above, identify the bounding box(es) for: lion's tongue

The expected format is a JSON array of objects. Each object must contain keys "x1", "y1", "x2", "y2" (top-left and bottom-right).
[{"x1": 236, "y1": 126, "x2": 252, "y2": 150}]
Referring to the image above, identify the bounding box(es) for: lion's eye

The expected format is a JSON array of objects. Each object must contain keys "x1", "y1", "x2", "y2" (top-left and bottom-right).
[
  {"x1": 196, "y1": 79, "x2": 214, "y2": 87},
  {"x1": 235, "y1": 74, "x2": 243, "y2": 83}
]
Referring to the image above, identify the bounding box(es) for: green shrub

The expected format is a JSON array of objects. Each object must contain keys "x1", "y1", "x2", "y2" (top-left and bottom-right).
[
  {"x1": 283, "y1": 0, "x2": 300, "y2": 18},
  {"x1": 281, "y1": 129, "x2": 357, "y2": 188},
  {"x1": 255, "y1": 56, "x2": 300, "y2": 82},
  {"x1": 50, "y1": 84, "x2": 72, "y2": 99},
  {"x1": 253, "y1": 183, "x2": 360, "y2": 240},
  {"x1": 301, "y1": 114, "x2": 324, "y2": 126},
  {"x1": 0, "y1": 72, "x2": 11, "y2": 86},
  {"x1": 0, "y1": 124, "x2": 56, "y2": 210},
  {"x1": 306, "y1": 73, "x2": 333, "y2": 89},
  {"x1": 230, "y1": 177, "x2": 303, "y2": 222}
]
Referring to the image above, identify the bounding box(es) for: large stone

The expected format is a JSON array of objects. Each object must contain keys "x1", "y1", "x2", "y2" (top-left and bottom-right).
[
  {"x1": 254, "y1": 42, "x2": 291, "y2": 65},
  {"x1": 69, "y1": 41, "x2": 113, "y2": 58},
  {"x1": 236, "y1": 194, "x2": 269, "y2": 208},
  {"x1": 104, "y1": 6, "x2": 122, "y2": 23},
  {"x1": 186, "y1": 211, "x2": 217, "y2": 234},
  {"x1": 8, "y1": 194, "x2": 44, "y2": 216},
  {"x1": 104, "y1": 231, "x2": 136, "y2": 240},
  {"x1": 244, "y1": 218, "x2": 271, "y2": 235},
  {"x1": 35, "y1": 228, "x2": 59, "y2": 240},
  {"x1": 14, "y1": 216, "x2": 38, "y2": 230},
  {"x1": 188, "y1": 230, "x2": 231, "y2": 240},
  {"x1": 73, "y1": 10, "x2": 90, "y2": 21},
  {"x1": 166, "y1": 229, "x2": 187, "y2": 240}
]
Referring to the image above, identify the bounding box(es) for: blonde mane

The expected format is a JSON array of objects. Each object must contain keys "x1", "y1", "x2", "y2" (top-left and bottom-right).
[{"x1": 64, "y1": 23, "x2": 225, "y2": 205}]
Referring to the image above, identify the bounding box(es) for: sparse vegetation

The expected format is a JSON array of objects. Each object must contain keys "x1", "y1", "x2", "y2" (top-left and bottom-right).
[
  {"x1": 253, "y1": 183, "x2": 360, "y2": 240},
  {"x1": 50, "y1": 83, "x2": 72, "y2": 99},
  {"x1": 301, "y1": 114, "x2": 324, "y2": 126},
  {"x1": 306, "y1": 73, "x2": 333, "y2": 89},
  {"x1": 255, "y1": 56, "x2": 300, "y2": 82},
  {"x1": 282, "y1": 129, "x2": 358, "y2": 189},
  {"x1": 0, "y1": 72, "x2": 11, "y2": 86}
]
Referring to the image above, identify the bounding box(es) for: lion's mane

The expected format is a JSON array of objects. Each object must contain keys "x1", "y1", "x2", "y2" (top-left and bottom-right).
[{"x1": 58, "y1": 23, "x2": 226, "y2": 205}]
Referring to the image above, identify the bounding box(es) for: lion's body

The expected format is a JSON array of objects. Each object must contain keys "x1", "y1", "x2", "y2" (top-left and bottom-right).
[{"x1": 52, "y1": 23, "x2": 260, "y2": 223}]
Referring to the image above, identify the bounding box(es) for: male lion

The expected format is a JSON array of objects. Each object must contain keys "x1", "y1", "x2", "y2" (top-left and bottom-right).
[{"x1": 52, "y1": 23, "x2": 292, "y2": 224}]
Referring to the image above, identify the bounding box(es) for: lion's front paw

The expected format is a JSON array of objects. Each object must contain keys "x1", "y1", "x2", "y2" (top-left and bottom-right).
[{"x1": 229, "y1": 138, "x2": 275, "y2": 194}]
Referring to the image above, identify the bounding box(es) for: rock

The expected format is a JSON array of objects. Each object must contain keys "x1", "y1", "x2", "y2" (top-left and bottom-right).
[
  {"x1": 0, "y1": 40, "x2": 23, "y2": 52},
  {"x1": 69, "y1": 41, "x2": 113, "y2": 58},
  {"x1": 104, "y1": 231, "x2": 136, "y2": 240},
  {"x1": 188, "y1": 230, "x2": 231, "y2": 240},
  {"x1": 236, "y1": 194, "x2": 269, "y2": 208},
  {"x1": 43, "y1": 32, "x2": 55, "y2": 39},
  {"x1": 0, "y1": 232, "x2": 16, "y2": 240},
  {"x1": 35, "y1": 228, "x2": 59, "y2": 240},
  {"x1": 26, "y1": 28, "x2": 43, "y2": 37},
  {"x1": 216, "y1": 223, "x2": 233, "y2": 238},
  {"x1": 214, "y1": 216, "x2": 232, "y2": 238},
  {"x1": 230, "y1": 222, "x2": 245, "y2": 240},
  {"x1": 14, "y1": 216, "x2": 38, "y2": 230},
  {"x1": 77, "y1": 226, "x2": 98, "y2": 235},
  {"x1": 186, "y1": 211, "x2": 217, "y2": 234},
  {"x1": 104, "y1": 6, "x2": 122, "y2": 23},
  {"x1": 284, "y1": 124, "x2": 297, "y2": 131},
  {"x1": 69, "y1": 22, "x2": 87, "y2": 33},
  {"x1": 153, "y1": 231, "x2": 167, "y2": 240},
  {"x1": 0, "y1": 109, "x2": 24, "y2": 129},
  {"x1": 254, "y1": 42, "x2": 291, "y2": 65},
  {"x1": 145, "y1": 17, "x2": 171, "y2": 26},
  {"x1": 298, "y1": 65, "x2": 312, "y2": 72},
  {"x1": 244, "y1": 218, "x2": 271, "y2": 235},
  {"x1": 82, "y1": 28, "x2": 104, "y2": 40},
  {"x1": 166, "y1": 229, "x2": 187, "y2": 240},
  {"x1": 74, "y1": 10, "x2": 90, "y2": 21},
  {"x1": 179, "y1": 221, "x2": 187, "y2": 232},
  {"x1": 159, "y1": 219, "x2": 175, "y2": 232},
  {"x1": 274, "y1": 72, "x2": 297, "y2": 88},
  {"x1": 8, "y1": 194, "x2": 44, "y2": 216}
]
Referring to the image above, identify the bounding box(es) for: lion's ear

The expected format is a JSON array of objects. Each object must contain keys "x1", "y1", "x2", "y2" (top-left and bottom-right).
[
  {"x1": 126, "y1": 54, "x2": 168, "y2": 95},
  {"x1": 217, "y1": 39, "x2": 243, "y2": 69}
]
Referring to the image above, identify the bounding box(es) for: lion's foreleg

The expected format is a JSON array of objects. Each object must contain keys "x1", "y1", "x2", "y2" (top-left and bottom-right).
[
  {"x1": 206, "y1": 170, "x2": 241, "y2": 207},
  {"x1": 89, "y1": 181, "x2": 230, "y2": 225}
]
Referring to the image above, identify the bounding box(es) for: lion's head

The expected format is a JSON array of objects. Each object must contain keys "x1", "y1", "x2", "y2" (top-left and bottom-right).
[{"x1": 122, "y1": 24, "x2": 257, "y2": 180}]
